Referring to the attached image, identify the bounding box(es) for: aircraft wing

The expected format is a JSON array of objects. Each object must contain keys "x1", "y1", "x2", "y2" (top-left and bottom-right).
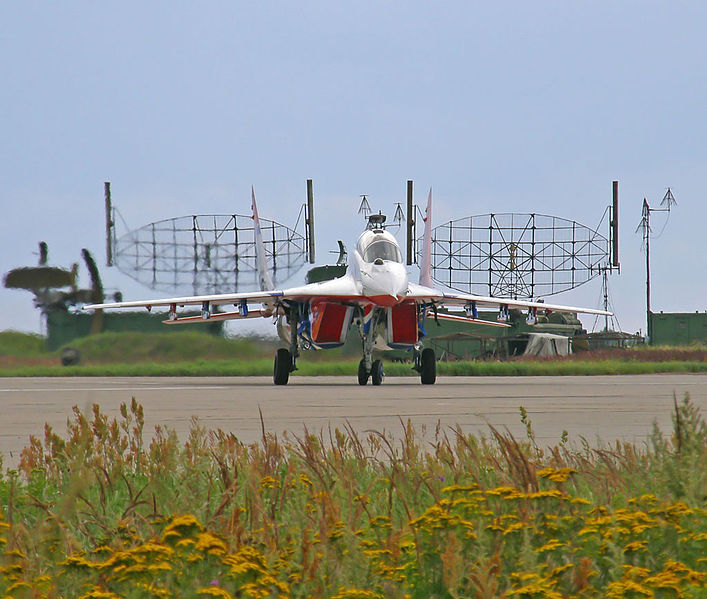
[
  {"x1": 406, "y1": 282, "x2": 612, "y2": 317},
  {"x1": 86, "y1": 277, "x2": 611, "y2": 325},
  {"x1": 85, "y1": 276, "x2": 366, "y2": 324}
]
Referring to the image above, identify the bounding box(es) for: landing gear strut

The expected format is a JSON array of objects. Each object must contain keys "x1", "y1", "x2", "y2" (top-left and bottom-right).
[
  {"x1": 357, "y1": 307, "x2": 385, "y2": 386},
  {"x1": 273, "y1": 303, "x2": 300, "y2": 386}
]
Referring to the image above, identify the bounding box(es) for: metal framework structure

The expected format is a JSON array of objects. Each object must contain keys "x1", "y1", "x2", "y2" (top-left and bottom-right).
[
  {"x1": 113, "y1": 214, "x2": 307, "y2": 295},
  {"x1": 426, "y1": 213, "x2": 609, "y2": 299}
]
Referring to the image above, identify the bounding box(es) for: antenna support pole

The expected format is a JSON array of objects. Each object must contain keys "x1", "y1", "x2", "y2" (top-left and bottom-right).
[
  {"x1": 306, "y1": 179, "x2": 315, "y2": 264},
  {"x1": 644, "y1": 199, "x2": 651, "y2": 339},
  {"x1": 611, "y1": 180, "x2": 619, "y2": 269},
  {"x1": 406, "y1": 180, "x2": 414, "y2": 265},
  {"x1": 105, "y1": 181, "x2": 114, "y2": 267}
]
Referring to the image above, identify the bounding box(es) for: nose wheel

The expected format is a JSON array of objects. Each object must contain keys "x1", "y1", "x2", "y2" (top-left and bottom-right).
[
  {"x1": 358, "y1": 359, "x2": 369, "y2": 385},
  {"x1": 358, "y1": 358, "x2": 384, "y2": 385}
]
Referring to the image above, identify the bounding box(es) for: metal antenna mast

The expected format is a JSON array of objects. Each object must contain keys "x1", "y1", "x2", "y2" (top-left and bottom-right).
[
  {"x1": 636, "y1": 188, "x2": 677, "y2": 340},
  {"x1": 358, "y1": 195, "x2": 371, "y2": 219}
]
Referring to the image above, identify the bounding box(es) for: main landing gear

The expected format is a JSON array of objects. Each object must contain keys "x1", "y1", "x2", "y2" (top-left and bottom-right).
[
  {"x1": 273, "y1": 303, "x2": 300, "y2": 386},
  {"x1": 273, "y1": 348, "x2": 292, "y2": 385},
  {"x1": 413, "y1": 346, "x2": 436, "y2": 385}
]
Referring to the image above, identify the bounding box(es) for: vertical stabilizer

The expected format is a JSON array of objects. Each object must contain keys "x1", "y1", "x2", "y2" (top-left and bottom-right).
[
  {"x1": 252, "y1": 187, "x2": 275, "y2": 291},
  {"x1": 419, "y1": 188, "x2": 433, "y2": 287}
]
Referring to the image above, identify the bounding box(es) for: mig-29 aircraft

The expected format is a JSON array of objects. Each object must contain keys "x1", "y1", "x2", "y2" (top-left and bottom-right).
[{"x1": 87, "y1": 189, "x2": 611, "y2": 385}]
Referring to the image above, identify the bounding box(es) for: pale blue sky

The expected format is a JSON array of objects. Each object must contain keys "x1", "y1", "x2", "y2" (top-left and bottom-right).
[{"x1": 2, "y1": 2, "x2": 705, "y2": 336}]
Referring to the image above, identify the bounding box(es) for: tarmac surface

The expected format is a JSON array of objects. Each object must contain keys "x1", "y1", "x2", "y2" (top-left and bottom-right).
[{"x1": 1, "y1": 374, "x2": 706, "y2": 466}]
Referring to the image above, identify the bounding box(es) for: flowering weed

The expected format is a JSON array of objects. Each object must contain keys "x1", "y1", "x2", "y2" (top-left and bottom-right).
[{"x1": 0, "y1": 395, "x2": 705, "y2": 597}]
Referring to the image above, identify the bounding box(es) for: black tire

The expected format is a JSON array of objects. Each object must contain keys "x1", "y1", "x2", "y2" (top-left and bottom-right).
[
  {"x1": 357, "y1": 359, "x2": 369, "y2": 385},
  {"x1": 420, "y1": 348, "x2": 436, "y2": 385},
  {"x1": 371, "y1": 359, "x2": 384, "y2": 386},
  {"x1": 274, "y1": 348, "x2": 291, "y2": 385}
]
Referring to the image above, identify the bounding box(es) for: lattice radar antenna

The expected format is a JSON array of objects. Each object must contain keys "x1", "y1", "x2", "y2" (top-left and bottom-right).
[
  {"x1": 415, "y1": 182, "x2": 620, "y2": 301},
  {"x1": 103, "y1": 182, "x2": 311, "y2": 296}
]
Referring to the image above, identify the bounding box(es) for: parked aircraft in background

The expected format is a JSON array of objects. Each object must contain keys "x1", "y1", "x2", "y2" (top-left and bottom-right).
[{"x1": 87, "y1": 188, "x2": 611, "y2": 385}]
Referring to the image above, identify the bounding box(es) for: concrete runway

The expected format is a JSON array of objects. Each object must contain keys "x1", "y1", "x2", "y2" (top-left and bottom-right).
[{"x1": 1, "y1": 374, "x2": 705, "y2": 465}]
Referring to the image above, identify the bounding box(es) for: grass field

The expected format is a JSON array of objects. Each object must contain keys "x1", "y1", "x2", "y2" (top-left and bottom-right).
[
  {"x1": 1, "y1": 330, "x2": 707, "y2": 378},
  {"x1": 1, "y1": 396, "x2": 704, "y2": 597}
]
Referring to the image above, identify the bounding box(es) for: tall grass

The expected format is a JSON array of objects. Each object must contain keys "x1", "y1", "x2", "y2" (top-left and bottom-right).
[
  {"x1": 1, "y1": 395, "x2": 705, "y2": 597},
  {"x1": 0, "y1": 331, "x2": 46, "y2": 356},
  {"x1": 3, "y1": 331, "x2": 707, "y2": 377},
  {"x1": 3, "y1": 358, "x2": 707, "y2": 378},
  {"x1": 66, "y1": 331, "x2": 278, "y2": 363}
]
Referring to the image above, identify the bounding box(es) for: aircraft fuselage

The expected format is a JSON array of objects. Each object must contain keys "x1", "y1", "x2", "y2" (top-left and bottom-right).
[{"x1": 351, "y1": 228, "x2": 408, "y2": 307}]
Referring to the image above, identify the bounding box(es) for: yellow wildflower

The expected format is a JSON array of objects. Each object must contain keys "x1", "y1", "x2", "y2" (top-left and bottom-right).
[
  {"x1": 78, "y1": 587, "x2": 121, "y2": 599},
  {"x1": 331, "y1": 586, "x2": 384, "y2": 599},
  {"x1": 260, "y1": 475, "x2": 278, "y2": 489},
  {"x1": 442, "y1": 483, "x2": 481, "y2": 494},
  {"x1": 486, "y1": 486, "x2": 525, "y2": 498},
  {"x1": 628, "y1": 493, "x2": 658, "y2": 505},
  {"x1": 605, "y1": 579, "x2": 652, "y2": 598},
  {"x1": 536, "y1": 467, "x2": 577, "y2": 482},
  {"x1": 195, "y1": 532, "x2": 228, "y2": 555},
  {"x1": 369, "y1": 515, "x2": 392, "y2": 529},
  {"x1": 644, "y1": 570, "x2": 682, "y2": 593},
  {"x1": 132, "y1": 542, "x2": 174, "y2": 557},
  {"x1": 507, "y1": 580, "x2": 562, "y2": 599},
  {"x1": 6, "y1": 581, "x2": 33, "y2": 593},
  {"x1": 569, "y1": 497, "x2": 591, "y2": 505},
  {"x1": 163, "y1": 514, "x2": 203, "y2": 542},
  {"x1": 549, "y1": 563, "x2": 574, "y2": 578},
  {"x1": 534, "y1": 539, "x2": 565, "y2": 553},
  {"x1": 63, "y1": 555, "x2": 96, "y2": 569},
  {"x1": 197, "y1": 587, "x2": 233, "y2": 599},
  {"x1": 329, "y1": 520, "x2": 346, "y2": 540},
  {"x1": 502, "y1": 522, "x2": 528, "y2": 535},
  {"x1": 526, "y1": 489, "x2": 564, "y2": 500},
  {"x1": 623, "y1": 540, "x2": 647, "y2": 553}
]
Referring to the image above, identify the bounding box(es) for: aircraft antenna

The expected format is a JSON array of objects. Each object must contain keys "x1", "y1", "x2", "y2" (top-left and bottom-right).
[
  {"x1": 358, "y1": 195, "x2": 371, "y2": 219},
  {"x1": 393, "y1": 202, "x2": 405, "y2": 226}
]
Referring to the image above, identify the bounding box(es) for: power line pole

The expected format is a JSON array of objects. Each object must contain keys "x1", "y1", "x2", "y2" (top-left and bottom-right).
[{"x1": 636, "y1": 188, "x2": 676, "y2": 342}]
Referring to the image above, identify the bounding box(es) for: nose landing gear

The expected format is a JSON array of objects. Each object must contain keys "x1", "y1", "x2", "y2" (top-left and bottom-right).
[{"x1": 357, "y1": 358, "x2": 385, "y2": 386}]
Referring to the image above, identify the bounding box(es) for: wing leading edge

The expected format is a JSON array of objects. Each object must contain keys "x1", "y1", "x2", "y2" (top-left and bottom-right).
[
  {"x1": 87, "y1": 280, "x2": 611, "y2": 319},
  {"x1": 406, "y1": 282, "x2": 611, "y2": 317}
]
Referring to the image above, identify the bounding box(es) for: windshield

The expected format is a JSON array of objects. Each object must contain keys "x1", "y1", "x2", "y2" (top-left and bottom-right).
[{"x1": 363, "y1": 240, "x2": 403, "y2": 263}]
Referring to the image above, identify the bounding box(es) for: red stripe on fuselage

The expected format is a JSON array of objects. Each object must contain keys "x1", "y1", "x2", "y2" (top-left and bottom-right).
[{"x1": 366, "y1": 294, "x2": 403, "y2": 307}]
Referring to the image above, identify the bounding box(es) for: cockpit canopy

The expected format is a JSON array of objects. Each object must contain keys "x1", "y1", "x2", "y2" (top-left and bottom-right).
[{"x1": 363, "y1": 239, "x2": 403, "y2": 263}]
